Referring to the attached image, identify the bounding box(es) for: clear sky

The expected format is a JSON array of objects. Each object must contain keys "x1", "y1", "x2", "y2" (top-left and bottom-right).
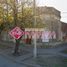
[{"x1": 36, "y1": 0, "x2": 67, "y2": 23}]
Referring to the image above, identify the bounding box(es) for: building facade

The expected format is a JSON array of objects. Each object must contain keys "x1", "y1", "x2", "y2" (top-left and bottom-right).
[
  {"x1": 36, "y1": 6, "x2": 62, "y2": 41},
  {"x1": 61, "y1": 22, "x2": 67, "y2": 41}
]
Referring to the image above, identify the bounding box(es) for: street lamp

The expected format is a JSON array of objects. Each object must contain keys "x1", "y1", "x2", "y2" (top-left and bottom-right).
[{"x1": 33, "y1": 0, "x2": 37, "y2": 58}]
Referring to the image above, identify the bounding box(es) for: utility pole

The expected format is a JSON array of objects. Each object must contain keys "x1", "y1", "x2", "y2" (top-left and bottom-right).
[{"x1": 33, "y1": 0, "x2": 37, "y2": 58}]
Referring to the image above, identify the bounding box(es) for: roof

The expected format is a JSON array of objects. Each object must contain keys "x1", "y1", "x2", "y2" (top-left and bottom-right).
[{"x1": 36, "y1": 6, "x2": 61, "y2": 18}]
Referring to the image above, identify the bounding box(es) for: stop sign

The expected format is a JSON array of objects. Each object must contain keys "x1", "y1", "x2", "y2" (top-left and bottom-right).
[{"x1": 9, "y1": 27, "x2": 24, "y2": 39}]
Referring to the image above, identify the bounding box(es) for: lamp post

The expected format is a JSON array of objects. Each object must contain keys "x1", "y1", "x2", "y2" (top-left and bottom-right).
[{"x1": 33, "y1": 0, "x2": 37, "y2": 58}]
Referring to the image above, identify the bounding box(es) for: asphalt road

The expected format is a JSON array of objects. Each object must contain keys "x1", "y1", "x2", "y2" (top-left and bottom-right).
[{"x1": 0, "y1": 55, "x2": 26, "y2": 67}]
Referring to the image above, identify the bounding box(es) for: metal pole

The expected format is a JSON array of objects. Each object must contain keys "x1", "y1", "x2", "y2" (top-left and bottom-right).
[{"x1": 33, "y1": 0, "x2": 37, "y2": 58}]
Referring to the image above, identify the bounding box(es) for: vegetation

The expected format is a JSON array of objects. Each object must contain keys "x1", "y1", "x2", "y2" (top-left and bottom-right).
[
  {"x1": 0, "y1": 0, "x2": 46, "y2": 30},
  {"x1": 0, "y1": 0, "x2": 46, "y2": 55},
  {"x1": 61, "y1": 49, "x2": 67, "y2": 54}
]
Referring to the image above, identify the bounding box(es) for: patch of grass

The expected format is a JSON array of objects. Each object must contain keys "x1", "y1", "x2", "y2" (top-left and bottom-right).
[
  {"x1": 61, "y1": 49, "x2": 67, "y2": 54},
  {"x1": 63, "y1": 58, "x2": 67, "y2": 62},
  {"x1": 0, "y1": 44, "x2": 11, "y2": 49},
  {"x1": 40, "y1": 45, "x2": 55, "y2": 48}
]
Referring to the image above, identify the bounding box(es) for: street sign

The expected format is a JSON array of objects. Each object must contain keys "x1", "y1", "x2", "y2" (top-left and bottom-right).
[{"x1": 9, "y1": 27, "x2": 24, "y2": 39}]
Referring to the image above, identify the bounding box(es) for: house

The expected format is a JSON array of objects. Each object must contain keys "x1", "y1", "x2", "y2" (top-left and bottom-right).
[
  {"x1": 36, "y1": 6, "x2": 62, "y2": 41},
  {"x1": 61, "y1": 22, "x2": 67, "y2": 41}
]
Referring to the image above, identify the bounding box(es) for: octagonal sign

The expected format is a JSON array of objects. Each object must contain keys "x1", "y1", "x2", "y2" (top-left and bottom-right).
[{"x1": 9, "y1": 27, "x2": 24, "y2": 39}]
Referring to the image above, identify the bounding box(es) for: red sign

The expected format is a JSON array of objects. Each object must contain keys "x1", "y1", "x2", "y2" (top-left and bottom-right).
[{"x1": 9, "y1": 27, "x2": 24, "y2": 39}]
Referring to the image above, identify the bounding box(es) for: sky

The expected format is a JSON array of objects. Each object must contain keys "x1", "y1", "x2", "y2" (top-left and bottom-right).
[{"x1": 36, "y1": 0, "x2": 67, "y2": 23}]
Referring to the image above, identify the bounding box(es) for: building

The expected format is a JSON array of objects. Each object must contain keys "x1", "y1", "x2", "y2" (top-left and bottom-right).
[
  {"x1": 36, "y1": 6, "x2": 62, "y2": 41},
  {"x1": 61, "y1": 22, "x2": 67, "y2": 41}
]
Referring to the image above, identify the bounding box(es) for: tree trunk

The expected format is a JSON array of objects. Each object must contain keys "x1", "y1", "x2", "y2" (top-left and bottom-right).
[{"x1": 13, "y1": 39, "x2": 20, "y2": 56}]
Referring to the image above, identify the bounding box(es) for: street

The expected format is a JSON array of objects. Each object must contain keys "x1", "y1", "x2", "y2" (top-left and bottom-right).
[
  {"x1": 0, "y1": 55, "x2": 26, "y2": 67},
  {"x1": 0, "y1": 42, "x2": 67, "y2": 67}
]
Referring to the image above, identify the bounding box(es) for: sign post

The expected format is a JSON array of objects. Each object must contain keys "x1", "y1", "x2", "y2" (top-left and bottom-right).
[
  {"x1": 33, "y1": 0, "x2": 37, "y2": 58},
  {"x1": 9, "y1": 27, "x2": 24, "y2": 56}
]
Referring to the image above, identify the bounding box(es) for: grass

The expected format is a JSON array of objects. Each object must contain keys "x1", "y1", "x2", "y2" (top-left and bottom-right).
[
  {"x1": 40, "y1": 45, "x2": 52, "y2": 48},
  {"x1": 61, "y1": 49, "x2": 67, "y2": 54},
  {"x1": 0, "y1": 44, "x2": 12, "y2": 49}
]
